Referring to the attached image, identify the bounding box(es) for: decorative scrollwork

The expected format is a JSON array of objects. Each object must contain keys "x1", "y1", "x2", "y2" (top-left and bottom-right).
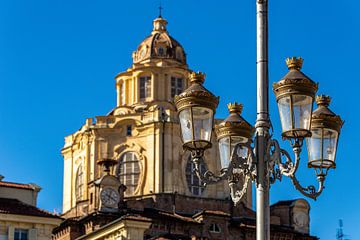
[
  {"x1": 229, "y1": 174, "x2": 251, "y2": 206},
  {"x1": 190, "y1": 142, "x2": 256, "y2": 204},
  {"x1": 266, "y1": 139, "x2": 326, "y2": 200},
  {"x1": 291, "y1": 174, "x2": 325, "y2": 200},
  {"x1": 191, "y1": 152, "x2": 228, "y2": 185}
]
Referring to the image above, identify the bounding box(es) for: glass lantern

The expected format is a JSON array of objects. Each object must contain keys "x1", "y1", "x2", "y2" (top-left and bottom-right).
[
  {"x1": 273, "y1": 57, "x2": 318, "y2": 139},
  {"x1": 175, "y1": 72, "x2": 219, "y2": 151},
  {"x1": 215, "y1": 103, "x2": 255, "y2": 170},
  {"x1": 307, "y1": 95, "x2": 343, "y2": 170}
]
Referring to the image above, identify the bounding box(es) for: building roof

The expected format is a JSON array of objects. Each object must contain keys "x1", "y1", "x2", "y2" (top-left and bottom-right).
[
  {"x1": 0, "y1": 198, "x2": 61, "y2": 219},
  {"x1": 271, "y1": 198, "x2": 309, "y2": 208},
  {"x1": 0, "y1": 181, "x2": 37, "y2": 190},
  {"x1": 142, "y1": 208, "x2": 199, "y2": 224}
]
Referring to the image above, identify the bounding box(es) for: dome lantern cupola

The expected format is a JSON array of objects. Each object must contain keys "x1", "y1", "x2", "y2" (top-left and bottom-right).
[
  {"x1": 152, "y1": 17, "x2": 168, "y2": 34},
  {"x1": 132, "y1": 16, "x2": 187, "y2": 65}
]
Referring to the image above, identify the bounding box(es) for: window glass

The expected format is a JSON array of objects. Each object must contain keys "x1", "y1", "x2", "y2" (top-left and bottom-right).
[
  {"x1": 75, "y1": 164, "x2": 83, "y2": 201},
  {"x1": 158, "y1": 47, "x2": 164, "y2": 56},
  {"x1": 171, "y1": 77, "x2": 183, "y2": 98},
  {"x1": 126, "y1": 125, "x2": 132, "y2": 136},
  {"x1": 117, "y1": 152, "x2": 141, "y2": 195},
  {"x1": 185, "y1": 156, "x2": 206, "y2": 196},
  {"x1": 14, "y1": 229, "x2": 28, "y2": 240},
  {"x1": 209, "y1": 223, "x2": 221, "y2": 233},
  {"x1": 140, "y1": 76, "x2": 151, "y2": 100}
]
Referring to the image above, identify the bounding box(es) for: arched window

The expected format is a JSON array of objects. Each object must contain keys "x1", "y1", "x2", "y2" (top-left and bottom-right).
[
  {"x1": 75, "y1": 164, "x2": 84, "y2": 201},
  {"x1": 185, "y1": 156, "x2": 206, "y2": 196},
  {"x1": 117, "y1": 152, "x2": 141, "y2": 195}
]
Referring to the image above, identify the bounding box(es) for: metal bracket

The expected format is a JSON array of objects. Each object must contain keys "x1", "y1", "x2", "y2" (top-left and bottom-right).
[{"x1": 266, "y1": 139, "x2": 326, "y2": 200}]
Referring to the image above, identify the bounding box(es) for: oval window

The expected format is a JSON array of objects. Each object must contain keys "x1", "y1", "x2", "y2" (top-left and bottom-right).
[{"x1": 116, "y1": 152, "x2": 141, "y2": 195}]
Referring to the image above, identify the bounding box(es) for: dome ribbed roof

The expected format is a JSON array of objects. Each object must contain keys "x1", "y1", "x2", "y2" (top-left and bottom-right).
[{"x1": 132, "y1": 17, "x2": 186, "y2": 64}]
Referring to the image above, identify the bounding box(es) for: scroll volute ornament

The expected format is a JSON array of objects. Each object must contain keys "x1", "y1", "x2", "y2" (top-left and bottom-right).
[{"x1": 273, "y1": 57, "x2": 319, "y2": 139}]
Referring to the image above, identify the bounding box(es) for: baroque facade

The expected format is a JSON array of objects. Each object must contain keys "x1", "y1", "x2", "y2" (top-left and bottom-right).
[{"x1": 54, "y1": 16, "x2": 316, "y2": 240}]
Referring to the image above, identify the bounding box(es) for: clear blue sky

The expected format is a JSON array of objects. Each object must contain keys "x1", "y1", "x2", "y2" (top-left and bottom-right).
[{"x1": 0, "y1": 0, "x2": 358, "y2": 239}]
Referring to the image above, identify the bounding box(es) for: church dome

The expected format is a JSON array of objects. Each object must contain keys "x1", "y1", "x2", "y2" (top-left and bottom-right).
[{"x1": 132, "y1": 17, "x2": 187, "y2": 64}]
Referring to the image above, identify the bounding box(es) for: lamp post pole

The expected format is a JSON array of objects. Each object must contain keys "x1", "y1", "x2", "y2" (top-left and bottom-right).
[{"x1": 256, "y1": 0, "x2": 270, "y2": 239}]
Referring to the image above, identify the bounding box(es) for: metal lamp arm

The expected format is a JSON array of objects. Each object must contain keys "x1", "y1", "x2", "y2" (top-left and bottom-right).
[
  {"x1": 267, "y1": 139, "x2": 300, "y2": 177},
  {"x1": 191, "y1": 150, "x2": 229, "y2": 185},
  {"x1": 291, "y1": 173, "x2": 325, "y2": 200},
  {"x1": 229, "y1": 174, "x2": 251, "y2": 206},
  {"x1": 267, "y1": 139, "x2": 326, "y2": 200},
  {"x1": 190, "y1": 142, "x2": 256, "y2": 185}
]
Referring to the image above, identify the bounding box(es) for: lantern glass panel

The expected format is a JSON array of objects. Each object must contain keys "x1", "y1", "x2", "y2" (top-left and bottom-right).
[
  {"x1": 193, "y1": 107, "x2": 214, "y2": 148},
  {"x1": 219, "y1": 136, "x2": 248, "y2": 169},
  {"x1": 292, "y1": 95, "x2": 312, "y2": 130},
  {"x1": 179, "y1": 108, "x2": 193, "y2": 144},
  {"x1": 278, "y1": 95, "x2": 312, "y2": 133},
  {"x1": 278, "y1": 96, "x2": 292, "y2": 132},
  {"x1": 307, "y1": 128, "x2": 338, "y2": 168}
]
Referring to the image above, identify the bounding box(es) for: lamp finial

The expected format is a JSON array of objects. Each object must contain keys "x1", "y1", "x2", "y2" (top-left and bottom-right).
[
  {"x1": 286, "y1": 57, "x2": 303, "y2": 70},
  {"x1": 189, "y1": 71, "x2": 206, "y2": 84},
  {"x1": 227, "y1": 102, "x2": 243, "y2": 114}
]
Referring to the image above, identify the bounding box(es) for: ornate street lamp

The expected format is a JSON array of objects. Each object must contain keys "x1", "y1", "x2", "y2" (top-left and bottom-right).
[
  {"x1": 175, "y1": 59, "x2": 343, "y2": 203},
  {"x1": 215, "y1": 103, "x2": 255, "y2": 170},
  {"x1": 273, "y1": 57, "x2": 318, "y2": 141},
  {"x1": 307, "y1": 95, "x2": 344, "y2": 174},
  {"x1": 174, "y1": 72, "x2": 219, "y2": 152},
  {"x1": 175, "y1": 1, "x2": 344, "y2": 239}
]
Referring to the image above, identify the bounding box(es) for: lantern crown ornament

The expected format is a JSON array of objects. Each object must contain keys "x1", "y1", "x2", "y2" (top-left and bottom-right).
[
  {"x1": 273, "y1": 57, "x2": 318, "y2": 100},
  {"x1": 227, "y1": 102, "x2": 243, "y2": 114},
  {"x1": 189, "y1": 71, "x2": 206, "y2": 84},
  {"x1": 311, "y1": 95, "x2": 344, "y2": 131},
  {"x1": 273, "y1": 57, "x2": 319, "y2": 139},
  {"x1": 215, "y1": 102, "x2": 255, "y2": 141},
  {"x1": 174, "y1": 71, "x2": 219, "y2": 113},
  {"x1": 286, "y1": 56, "x2": 304, "y2": 70}
]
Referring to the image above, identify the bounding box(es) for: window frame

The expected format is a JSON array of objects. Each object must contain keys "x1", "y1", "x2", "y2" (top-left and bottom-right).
[
  {"x1": 209, "y1": 223, "x2": 221, "y2": 233},
  {"x1": 75, "y1": 164, "x2": 84, "y2": 201},
  {"x1": 117, "y1": 152, "x2": 141, "y2": 195},
  {"x1": 14, "y1": 228, "x2": 28, "y2": 240},
  {"x1": 171, "y1": 76, "x2": 183, "y2": 98},
  {"x1": 120, "y1": 82, "x2": 126, "y2": 105},
  {"x1": 139, "y1": 76, "x2": 151, "y2": 101}
]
